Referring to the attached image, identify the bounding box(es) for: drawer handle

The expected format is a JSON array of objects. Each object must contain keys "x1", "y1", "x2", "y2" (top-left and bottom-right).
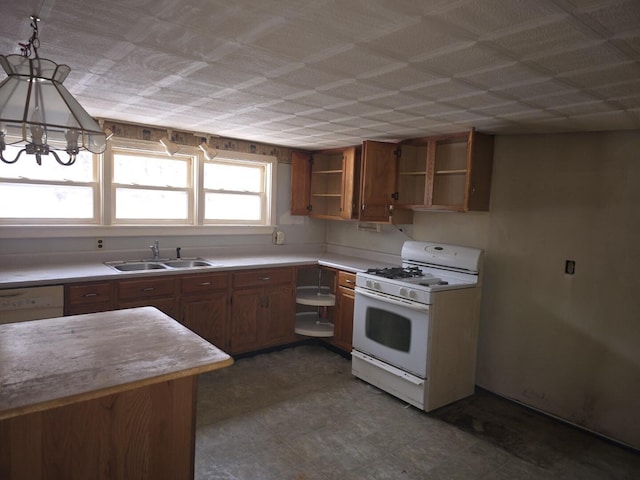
[
  {"x1": 259, "y1": 277, "x2": 271, "y2": 281},
  {"x1": 142, "y1": 287, "x2": 155, "y2": 292},
  {"x1": 83, "y1": 293, "x2": 98, "y2": 298},
  {"x1": 199, "y1": 282, "x2": 212, "y2": 286},
  {"x1": 345, "y1": 279, "x2": 353, "y2": 284}
]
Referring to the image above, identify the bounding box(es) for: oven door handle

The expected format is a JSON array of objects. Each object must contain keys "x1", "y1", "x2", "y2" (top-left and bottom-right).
[{"x1": 355, "y1": 287, "x2": 430, "y2": 312}]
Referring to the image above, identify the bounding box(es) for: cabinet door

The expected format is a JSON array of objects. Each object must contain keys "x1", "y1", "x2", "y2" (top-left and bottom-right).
[
  {"x1": 339, "y1": 146, "x2": 358, "y2": 219},
  {"x1": 334, "y1": 285, "x2": 355, "y2": 352},
  {"x1": 229, "y1": 289, "x2": 262, "y2": 354},
  {"x1": 359, "y1": 140, "x2": 398, "y2": 222},
  {"x1": 291, "y1": 150, "x2": 312, "y2": 215},
  {"x1": 180, "y1": 292, "x2": 228, "y2": 349},
  {"x1": 263, "y1": 285, "x2": 295, "y2": 347}
]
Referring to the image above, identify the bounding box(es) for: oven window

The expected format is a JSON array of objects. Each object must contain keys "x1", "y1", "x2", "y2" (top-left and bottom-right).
[{"x1": 365, "y1": 307, "x2": 411, "y2": 352}]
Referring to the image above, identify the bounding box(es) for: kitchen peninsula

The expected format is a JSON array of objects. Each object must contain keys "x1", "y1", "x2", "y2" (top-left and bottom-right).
[{"x1": 0, "y1": 306, "x2": 233, "y2": 480}]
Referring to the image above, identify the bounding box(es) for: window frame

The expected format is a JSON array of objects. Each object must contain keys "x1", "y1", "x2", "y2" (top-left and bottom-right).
[
  {"x1": 0, "y1": 137, "x2": 279, "y2": 237},
  {"x1": 200, "y1": 150, "x2": 276, "y2": 227},
  {"x1": 0, "y1": 145, "x2": 101, "y2": 225},
  {"x1": 109, "y1": 141, "x2": 196, "y2": 225}
]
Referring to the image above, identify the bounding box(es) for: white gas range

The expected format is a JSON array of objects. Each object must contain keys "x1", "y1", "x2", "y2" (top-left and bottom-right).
[{"x1": 351, "y1": 241, "x2": 483, "y2": 411}]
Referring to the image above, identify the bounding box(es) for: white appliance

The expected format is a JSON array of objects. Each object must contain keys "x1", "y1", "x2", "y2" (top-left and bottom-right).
[
  {"x1": 0, "y1": 285, "x2": 64, "y2": 324},
  {"x1": 352, "y1": 241, "x2": 482, "y2": 411}
]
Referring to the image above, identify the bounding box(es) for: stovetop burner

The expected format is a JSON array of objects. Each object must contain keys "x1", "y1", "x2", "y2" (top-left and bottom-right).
[{"x1": 364, "y1": 266, "x2": 424, "y2": 279}]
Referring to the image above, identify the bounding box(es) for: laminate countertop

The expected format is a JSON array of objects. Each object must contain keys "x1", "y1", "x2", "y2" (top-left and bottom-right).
[
  {"x1": 0, "y1": 306, "x2": 233, "y2": 421},
  {"x1": 0, "y1": 252, "x2": 399, "y2": 289}
]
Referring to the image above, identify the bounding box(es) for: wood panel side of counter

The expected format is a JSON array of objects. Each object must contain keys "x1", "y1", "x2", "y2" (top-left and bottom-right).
[{"x1": 0, "y1": 376, "x2": 196, "y2": 480}]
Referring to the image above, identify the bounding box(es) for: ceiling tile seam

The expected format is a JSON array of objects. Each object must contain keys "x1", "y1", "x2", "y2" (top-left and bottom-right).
[
  {"x1": 548, "y1": 0, "x2": 640, "y2": 60},
  {"x1": 454, "y1": 37, "x2": 621, "y2": 108}
]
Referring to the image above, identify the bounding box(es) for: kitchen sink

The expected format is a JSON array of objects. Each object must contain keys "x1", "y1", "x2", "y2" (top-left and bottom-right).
[
  {"x1": 109, "y1": 262, "x2": 167, "y2": 272},
  {"x1": 105, "y1": 258, "x2": 217, "y2": 272},
  {"x1": 163, "y1": 259, "x2": 213, "y2": 268}
]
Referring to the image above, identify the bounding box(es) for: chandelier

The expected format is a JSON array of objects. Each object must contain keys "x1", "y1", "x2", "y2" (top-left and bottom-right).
[{"x1": 0, "y1": 16, "x2": 107, "y2": 166}]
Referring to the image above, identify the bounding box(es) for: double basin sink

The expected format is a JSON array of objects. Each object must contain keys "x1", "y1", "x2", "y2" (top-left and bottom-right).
[{"x1": 105, "y1": 258, "x2": 218, "y2": 272}]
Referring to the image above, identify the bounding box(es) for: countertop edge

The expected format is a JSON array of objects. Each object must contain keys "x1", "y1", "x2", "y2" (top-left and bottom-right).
[{"x1": 0, "y1": 252, "x2": 399, "y2": 289}]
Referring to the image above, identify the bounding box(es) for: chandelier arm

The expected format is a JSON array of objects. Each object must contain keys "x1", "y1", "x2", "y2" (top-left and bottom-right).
[
  {"x1": 0, "y1": 148, "x2": 26, "y2": 164},
  {"x1": 51, "y1": 150, "x2": 76, "y2": 166}
]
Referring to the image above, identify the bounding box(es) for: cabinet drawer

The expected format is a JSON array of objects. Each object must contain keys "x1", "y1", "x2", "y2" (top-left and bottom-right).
[
  {"x1": 118, "y1": 276, "x2": 176, "y2": 300},
  {"x1": 233, "y1": 268, "x2": 294, "y2": 288},
  {"x1": 66, "y1": 281, "x2": 114, "y2": 306},
  {"x1": 337, "y1": 271, "x2": 356, "y2": 289},
  {"x1": 180, "y1": 273, "x2": 229, "y2": 294}
]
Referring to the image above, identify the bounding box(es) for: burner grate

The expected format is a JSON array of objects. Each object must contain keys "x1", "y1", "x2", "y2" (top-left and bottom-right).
[{"x1": 365, "y1": 266, "x2": 424, "y2": 279}]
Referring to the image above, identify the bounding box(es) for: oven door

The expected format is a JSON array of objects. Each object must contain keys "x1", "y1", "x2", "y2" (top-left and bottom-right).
[{"x1": 353, "y1": 287, "x2": 429, "y2": 378}]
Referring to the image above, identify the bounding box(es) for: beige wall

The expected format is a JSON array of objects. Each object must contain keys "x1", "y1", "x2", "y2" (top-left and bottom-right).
[
  {"x1": 478, "y1": 131, "x2": 640, "y2": 449},
  {"x1": 327, "y1": 130, "x2": 640, "y2": 449}
]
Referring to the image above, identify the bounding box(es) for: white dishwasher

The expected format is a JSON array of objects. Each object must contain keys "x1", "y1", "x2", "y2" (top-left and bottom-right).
[{"x1": 0, "y1": 285, "x2": 64, "y2": 324}]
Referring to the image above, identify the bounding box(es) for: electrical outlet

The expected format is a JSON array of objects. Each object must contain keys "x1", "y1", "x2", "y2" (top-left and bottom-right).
[
  {"x1": 565, "y1": 260, "x2": 575, "y2": 275},
  {"x1": 96, "y1": 238, "x2": 105, "y2": 250}
]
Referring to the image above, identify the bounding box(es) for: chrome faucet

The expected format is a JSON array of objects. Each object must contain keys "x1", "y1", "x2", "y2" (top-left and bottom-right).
[{"x1": 149, "y1": 240, "x2": 160, "y2": 260}]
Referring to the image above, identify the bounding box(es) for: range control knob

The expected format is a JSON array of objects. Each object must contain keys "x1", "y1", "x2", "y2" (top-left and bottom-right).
[
  {"x1": 365, "y1": 280, "x2": 373, "y2": 288},
  {"x1": 409, "y1": 290, "x2": 418, "y2": 299},
  {"x1": 373, "y1": 282, "x2": 381, "y2": 290},
  {"x1": 399, "y1": 287, "x2": 408, "y2": 297}
]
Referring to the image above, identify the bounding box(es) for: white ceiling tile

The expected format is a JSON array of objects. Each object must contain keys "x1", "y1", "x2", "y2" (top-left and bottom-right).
[
  {"x1": 365, "y1": 18, "x2": 472, "y2": 60},
  {"x1": 524, "y1": 91, "x2": 601, "y2": 109},
  {"x1": 413, "y1": 44, "x2": 514, "y2": 77},
  {"x1": 433, "y1": 0, "x2": 563, "y2": 36},
  {"x1": 309, "y1": 47, "x2": 398, "y2": 78},
  {"x1": 362, "y1": 66, "x2": 446, "y2": 91},
  {"x1": 2, "y1": 0, "x2": 639, "y2": 149},
  {"x1": 404, "y1": 80, "x2": 481, "y2": 101},
  {"x1": 579, "y1": 0, "x2": 640, "y2": 34},
  {"x1": 529, "y1": 43, "x2": 629, "y2": 75},
  {"x1": 559, "y1": 61, "x2": 640, "y2": 88},
  {"x1": 458, "y1": 63, "x2": 551, "y2": 90},
  {"x1": 495, "y1": 79, "x2": 577, "y2": 100},
  {"x1": 591, "y1": 78, "x2": 640, "y2": 100},
  {"x1": 486, "y1": 17, "x2": 595, "y2": 57}
]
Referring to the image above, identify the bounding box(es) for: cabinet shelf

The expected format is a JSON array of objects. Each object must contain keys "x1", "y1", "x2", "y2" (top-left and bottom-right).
[
  {"x1": 296, "y1": 286, "x2": 335, "y2": 306},
  {"x1": 399, "y1": 171, "x2": 427, "y2": 176},
  {"x1": 294, "y1": 312, "x2": 334, "y2": 337},
  {"x1": 311, "y1": 193, "x2": 342, "y2": 197},
  {"x1": 313, "y1": 169, "x2": 342, "y2": 174}
]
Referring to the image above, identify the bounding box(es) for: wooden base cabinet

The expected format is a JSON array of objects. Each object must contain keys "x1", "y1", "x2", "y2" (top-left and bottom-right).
[
  {"x1": 117, "y1": 276, "x2": 178, "y2": 319},
  {"x1": 179, "y1": 272, "x2": 229, "y2": 350},
  {"x1": 229, "y1": 268, "x2": 296, "y2": 354},
  {"x1": 332, "y1": 270, "x2": 356, "y2": 352}
]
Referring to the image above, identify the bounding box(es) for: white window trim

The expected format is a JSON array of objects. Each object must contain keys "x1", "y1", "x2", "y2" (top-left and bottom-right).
[
  {"x1": 201, "y1": 150, "x2": 276, "y2": 227},
  {"x1": 0, "y1": 138, "x2": 279, "y2": 238}
]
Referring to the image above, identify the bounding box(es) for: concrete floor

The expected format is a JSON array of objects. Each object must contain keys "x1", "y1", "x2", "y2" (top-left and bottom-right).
[{"x1": 195, "y1": 345, "x2": 640, "y2": 479}]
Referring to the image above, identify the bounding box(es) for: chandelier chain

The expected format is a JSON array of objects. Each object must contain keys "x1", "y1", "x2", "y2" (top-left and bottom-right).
[{"x1": 18, "y1": 16, "x2": 40, "y2": 59}]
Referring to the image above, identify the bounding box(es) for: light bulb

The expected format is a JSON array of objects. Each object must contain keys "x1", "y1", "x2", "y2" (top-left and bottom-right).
[
  {"x1": 29, "y1": 106, "x2": 46, "y2": 146},
  {"x1": 65, "y1": 128, "x2": 80, "y2": 153}
]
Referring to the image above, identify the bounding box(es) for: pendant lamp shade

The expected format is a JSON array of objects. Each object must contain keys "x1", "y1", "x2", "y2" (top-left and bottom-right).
[{"x1": 0, "y1": 17, "x2": 107, "y2": 165}]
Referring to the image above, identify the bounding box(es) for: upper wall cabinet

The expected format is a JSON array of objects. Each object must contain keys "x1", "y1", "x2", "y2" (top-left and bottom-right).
[
  {"x1": 358, "y1": 140, "x2": 399, "y2": 223},
  {"x1": 396, "y1": 129, "x2": 494, "y2": 212},
  {"x1": 290, "y1": 147, "x2": 360, "y2": 220}
]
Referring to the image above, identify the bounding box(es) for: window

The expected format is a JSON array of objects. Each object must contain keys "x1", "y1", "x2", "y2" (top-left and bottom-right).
[
  {"x1": 111, "y1": 148, "x2": 194, "y2": 224},
  {"x1": 0, "y1": 138, "x2": 278, "y2": 231},
  {"x1": 0, "y1": 144, "x2": 99, "y2": 223},
  {"x1": 203, "y1": 152, "x2": 273, "y2": 225}
]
